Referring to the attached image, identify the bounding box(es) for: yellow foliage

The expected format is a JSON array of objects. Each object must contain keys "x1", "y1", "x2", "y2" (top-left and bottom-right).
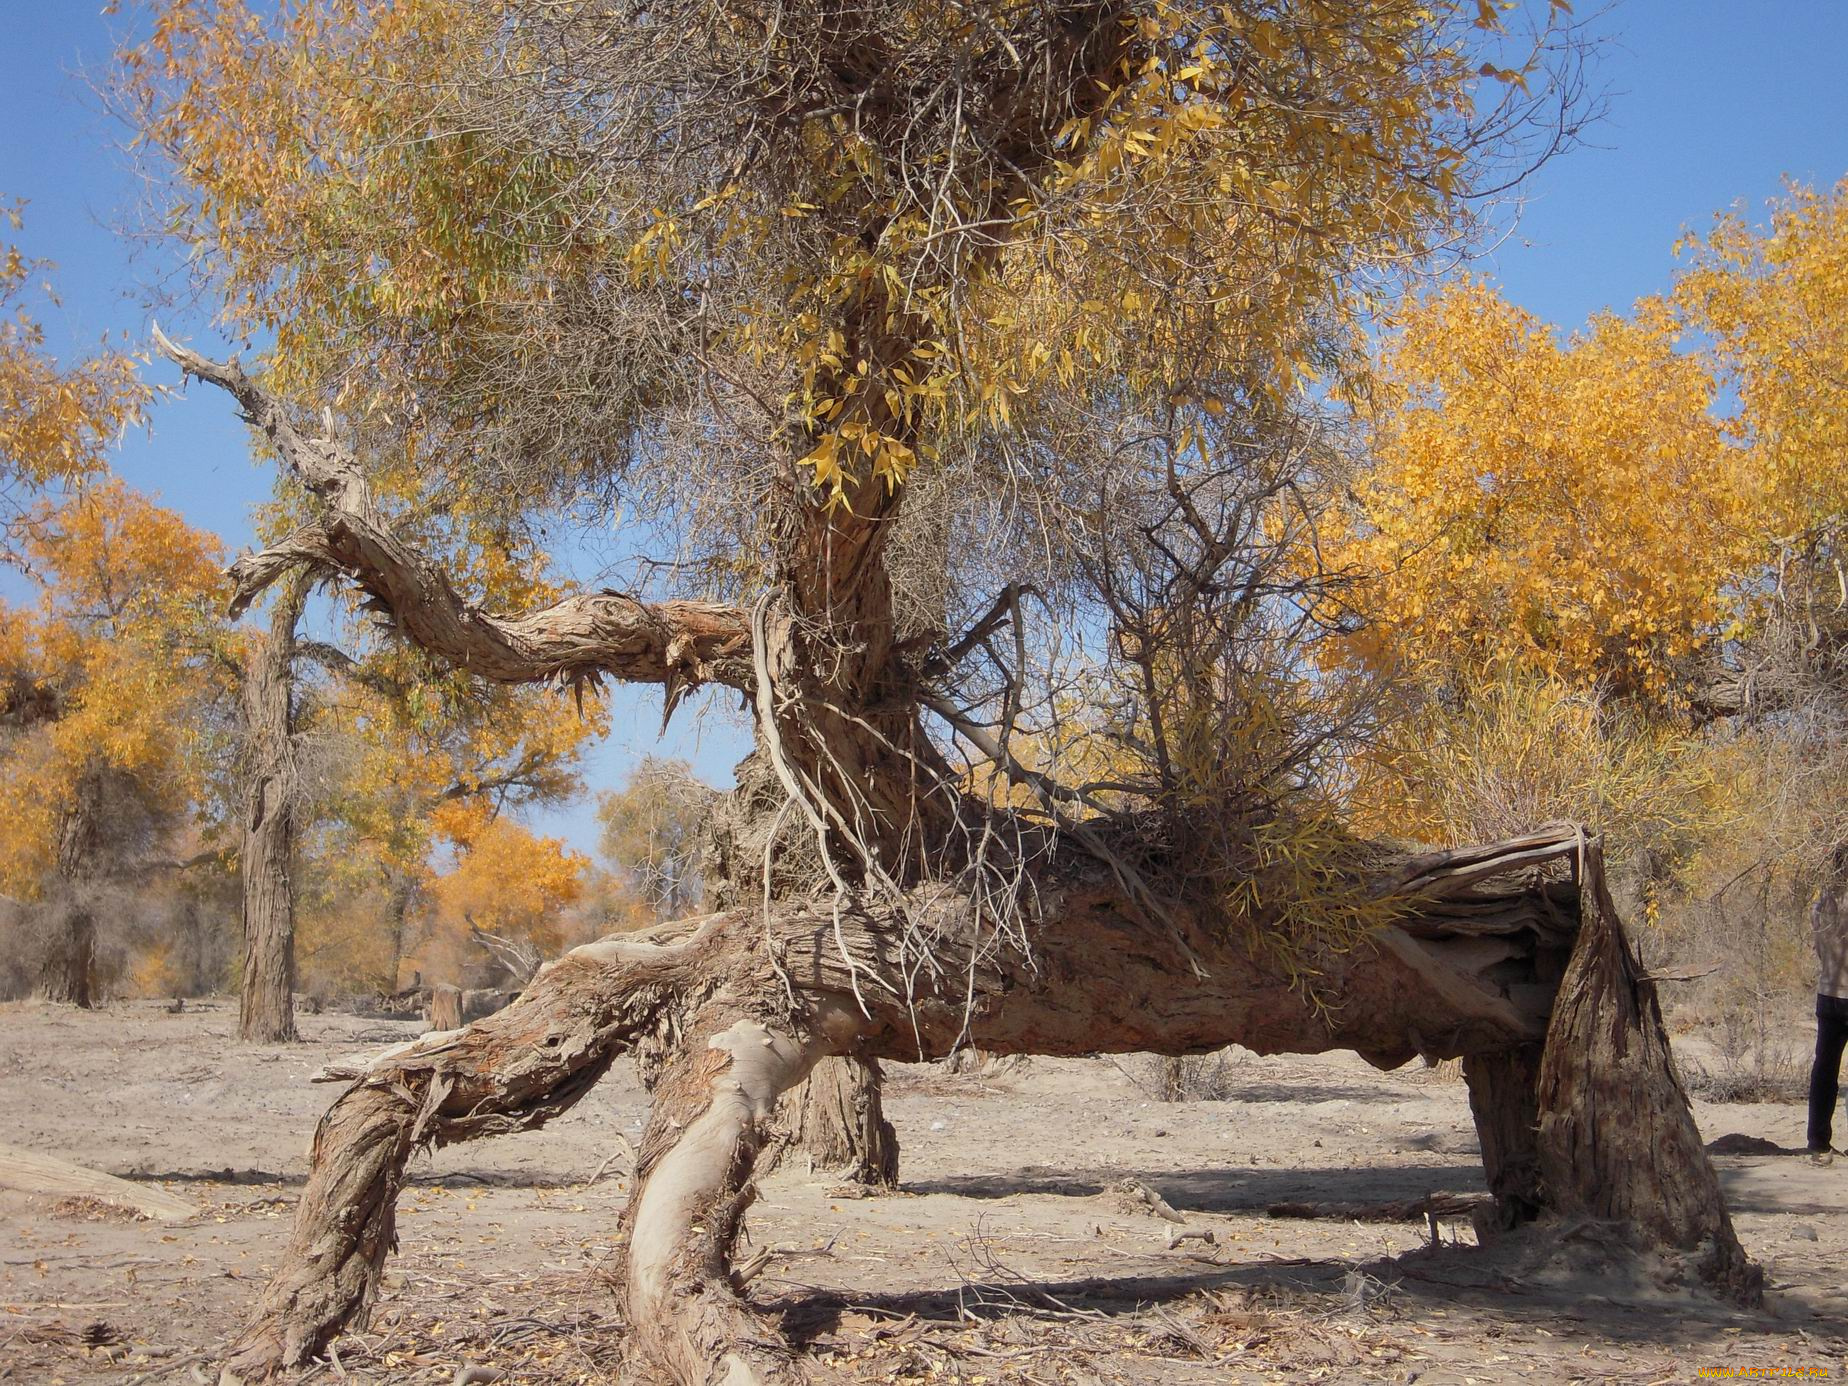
[
  {"x1": 0, "y1": 200, "x2": 149, "y2": 499},
  {"x1": 1675, "y1": 178, "x2": 1848, "y2": 591},
  {"x1": 127, "y1": 938, "x2": 184, "y2": 999},
  {"x1": 120, "y1": 1, "x2": 1559, "y2": 511},
  {"x1": 1327, "y1": 279, "x2": 1753, "y2": 704},
  {"x1": 297, "y1": 880, "x2": 403, "y2": 996},
  {"x1": 413, "y1": 801, "x2": 587, "y2": 977},
  {"x1": 0, "y1": 481, "x2": 230, "y2": 895}
]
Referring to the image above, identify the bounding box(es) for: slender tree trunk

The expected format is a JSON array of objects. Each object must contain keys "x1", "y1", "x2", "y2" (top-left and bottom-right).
[
  {"x1": 384, "y1": 872, "x2": 413, "y2": 992},
  {"x1": 239, "y1": 571, "x2": 310, "y2": 1044},
  {"x1": 783, "y1": 1055, "x2": 898, "y2": 1186},
  {"x1": 34, "y1": 769, "x2": 104, "y2": 1008}
]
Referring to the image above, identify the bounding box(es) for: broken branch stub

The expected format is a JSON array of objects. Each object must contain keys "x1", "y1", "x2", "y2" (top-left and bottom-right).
[{"x1": 151, "y1": 329, "x2": 754, "y2": 696}]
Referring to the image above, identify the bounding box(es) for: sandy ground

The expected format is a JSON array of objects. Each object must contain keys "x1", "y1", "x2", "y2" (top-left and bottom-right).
[{"x1": 1, "y1": 999, "x2": 1845, "y2": 1384}]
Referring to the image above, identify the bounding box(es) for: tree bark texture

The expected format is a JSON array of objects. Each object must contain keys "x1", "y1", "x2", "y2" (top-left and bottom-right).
[
  {"x1": 1535, "y1": 838, "x2": 1760, "y2": 1298},
  {"x1": 238, "y1": 571, "x2": 310, "y2": 1044},
  {"x1": 34, "y1": 768, "x2": 104, "y2": 1008},
  {"x1": 1463, "y1": 1045, "x2": 1544, "y2": 1233},
  {"x1": 783, "y1": 1055, "x2": 899, "y2": 1187},
  {"x1": 217, "y1": 827, "x2": 1755, "y2": 1386}
]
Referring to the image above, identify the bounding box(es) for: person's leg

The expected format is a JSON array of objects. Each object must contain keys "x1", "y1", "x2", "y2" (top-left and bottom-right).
[{"x1": 1807, "y1": 997, "x2": 1848, "y2": 1151}]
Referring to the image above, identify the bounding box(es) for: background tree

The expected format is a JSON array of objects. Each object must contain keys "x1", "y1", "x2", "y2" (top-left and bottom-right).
[
  {"x1": 293, "y1": 645, "x2": 600, "y2": 997},
  {"x1": 414, "y1": 798, "x2": 589, "y2": 987},
  {"x1": 1674, "y1": 179, "x2": 1848, "y2": 870},
  {"x1": 595, "y1": 756, "x2": 713, "y2": 922},
  {"x1": 236, "y1": 568, "x2": 310, "y2": 1040},
  {"x1": 1327, "y1": 277, "x2": 1749, "y2": 706},
  {"x1": 0, "y1": 199, "x2": 147, "y2": 531},
  {"x1": 0, "y1": 481, "x2": 231, "y2": 1005}
]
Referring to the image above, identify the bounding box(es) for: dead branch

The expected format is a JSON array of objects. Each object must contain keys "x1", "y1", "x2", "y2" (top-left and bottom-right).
[{"x1": 152, "y1": 327, "x2": 754, "y2": 696}]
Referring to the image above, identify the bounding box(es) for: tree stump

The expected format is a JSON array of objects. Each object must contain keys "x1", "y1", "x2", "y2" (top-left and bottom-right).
[{"x1": 426, "y1": 984, "x2": 463, "y2": 1032}]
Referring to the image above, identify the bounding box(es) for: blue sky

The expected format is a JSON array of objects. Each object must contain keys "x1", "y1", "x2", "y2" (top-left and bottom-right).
[{"x1": 3, "y1": 0, "x2": 1846, "y2": 853}]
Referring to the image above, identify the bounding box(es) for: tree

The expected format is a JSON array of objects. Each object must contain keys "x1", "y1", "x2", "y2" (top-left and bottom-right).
[
  {"x1": 294, "y1": 639, "x2": 600, "y2": 992},
  {"x1": 237, "y1": 568, "x2": 311, "y2": 1040},
  {"x1": 130, "y1": 4, "x2": 1755, "y2": 1382},
  {"x1": 0, "y1": 200, "x2": 148, "y2": 528},
  {"x1": 416, "y1": 798, "x2": 588, "y2": 985},
  {"x1": 1673, "y1": 180, "x2": 1848, "y2": 872},
  {"x1": 0, "y1": 481, "x2": 230, "y2": 1005},
  {"x1": 600, "y1": 756, "x2": 902, "y2": 1183},
  {"x1": 1326, "y1": 278, "x2": 1751, "y2": 708},
  {"x1": 596, "y1": 757, "x2": 714, "y2": 922},
  {"x1": 1321, "y1": 277, "x2": 1745, "y2": 913}
]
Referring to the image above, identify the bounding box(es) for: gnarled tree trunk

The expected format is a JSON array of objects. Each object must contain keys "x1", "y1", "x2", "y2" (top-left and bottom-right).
[
  {"x1": 217, "y1": 827, "x2": 1758, "y2": 1386},
  {"x1": 158, "y1": 334, "x2": 1758, "y2": 1386},
  {"x1": 238, "y1": 570, "x2": 310, "y2": 1044}
]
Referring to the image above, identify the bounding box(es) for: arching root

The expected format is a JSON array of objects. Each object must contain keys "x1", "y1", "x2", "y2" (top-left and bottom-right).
[
  {"x1": 622, "y1": 1003, "x2": 841, "y2": 1385},
  {"x1": 218, "y1": 922, "x2": 724, "y2": 1384}
]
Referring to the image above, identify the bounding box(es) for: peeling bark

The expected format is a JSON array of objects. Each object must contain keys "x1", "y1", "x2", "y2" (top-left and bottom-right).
[
  {"x1": 1535, "y1": 839, "x2": 1760, "y2": 1300},
  {"x1": 624, "y1": 1006, "x2": 832, "y2": 1386},
  {"x1": 219, "y1": 919, "x2": 722, "y2": 1383}
]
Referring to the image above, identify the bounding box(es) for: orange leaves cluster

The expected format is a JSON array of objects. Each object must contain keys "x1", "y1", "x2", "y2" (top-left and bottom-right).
[
  {"x1": 1675, "y1": 178, "x2": 1848, "y2": 558},
  {"x1": 1327, "y1": 279, "x2": 1751, "y2": 704},
  {"x1": 420, "y1": 798, "x2": 587, "y2": 964},
  {"x1": 0, "y1": 202, "x2": 149, "y2": 498},
  {"x1": 0, "y1": 482, "x2": 230, "y2": 894}
]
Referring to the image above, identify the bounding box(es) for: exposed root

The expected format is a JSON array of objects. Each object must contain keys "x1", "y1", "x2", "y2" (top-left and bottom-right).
[
  {"x1": 219, "y1": 924, "x2": 724, "y2": 1382},
  {"x1": 623, "y1": 1007, "x2": 839, "y2": 1385}
]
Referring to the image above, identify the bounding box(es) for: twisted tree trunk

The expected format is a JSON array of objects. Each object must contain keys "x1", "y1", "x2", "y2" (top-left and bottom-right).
[
  {"x1": 217, "y1": 827, "x2": 1757, "y2": 1386},
  {"x1": 238, "y1": 571, "x2": 310, "y2": 1044},
  {"x1": 158, "y1": 339, "x2": 1759, "y2": 1386}
]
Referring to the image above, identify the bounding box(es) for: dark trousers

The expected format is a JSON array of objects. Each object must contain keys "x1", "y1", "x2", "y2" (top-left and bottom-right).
[{"x1": 1808, "y1": 994, "x2": 1848, "y2": 1151}]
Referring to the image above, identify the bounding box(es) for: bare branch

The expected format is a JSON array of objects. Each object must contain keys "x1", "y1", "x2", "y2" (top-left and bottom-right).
[{"x1": 153, "y1": 327, "x2": 754, "y2": 695}]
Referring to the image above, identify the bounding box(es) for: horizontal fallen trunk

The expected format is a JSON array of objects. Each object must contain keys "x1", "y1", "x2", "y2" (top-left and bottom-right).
[
  {"x1": 219, "y1": 827, "x2": 1755, "y2": 1386},
  {"x1": 0, "y1": 1142, "x2": 196, "y2": 1223}
]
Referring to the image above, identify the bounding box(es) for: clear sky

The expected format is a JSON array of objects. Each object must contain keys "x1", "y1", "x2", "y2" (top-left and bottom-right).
[{"x1": 3, "y1": 0, "x2": 1846, "y2": 853}]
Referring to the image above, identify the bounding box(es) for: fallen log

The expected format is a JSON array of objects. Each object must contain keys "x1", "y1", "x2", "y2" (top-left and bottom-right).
[{"x1": 0, "y1": 1142, "x2": 196, "y2": 1223}]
